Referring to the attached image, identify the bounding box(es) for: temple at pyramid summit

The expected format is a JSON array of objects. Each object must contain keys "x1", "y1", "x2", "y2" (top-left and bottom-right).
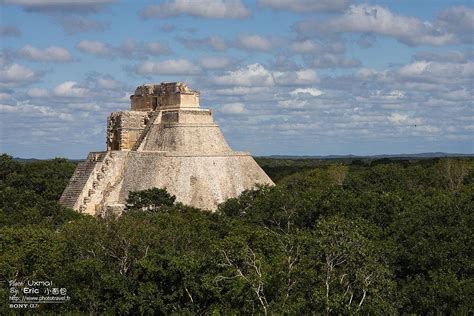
[{"x1": 60, "y1": 82, "x2": 274, "y2": 215}]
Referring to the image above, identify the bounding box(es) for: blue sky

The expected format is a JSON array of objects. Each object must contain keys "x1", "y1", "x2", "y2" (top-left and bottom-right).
[{"x1": 0, "y1": 0, "x2": 473, "y2": 159}]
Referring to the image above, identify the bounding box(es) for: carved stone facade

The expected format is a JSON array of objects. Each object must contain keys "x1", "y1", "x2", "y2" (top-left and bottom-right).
[
  {"x1": 107, "y1": 111, "x2": 148, "y2": 150},
  {"x1": 60, "y1": 82, "x2": 274, "y2": 215},
  {"x1": 130, "y1": 82, "x2": 200, "y2": 111}
]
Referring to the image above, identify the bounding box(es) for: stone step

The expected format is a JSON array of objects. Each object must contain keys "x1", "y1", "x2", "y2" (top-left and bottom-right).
[
  {"x1": 131, "y1": 111, "x2": 160, "y2": 151},
  {"x1": 59, "y1": 159, "x2": 101, "y2": 208}
]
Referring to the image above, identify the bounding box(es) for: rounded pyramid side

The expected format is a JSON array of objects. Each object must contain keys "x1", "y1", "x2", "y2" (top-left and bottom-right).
[{"x1": 112, "y1": 152, "x2": 274, "y2": 211}]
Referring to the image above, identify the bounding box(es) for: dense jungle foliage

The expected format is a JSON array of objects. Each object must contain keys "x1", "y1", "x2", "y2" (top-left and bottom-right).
[{"x1": 0, "y1": 153, "x2": 473, "y2": 314}]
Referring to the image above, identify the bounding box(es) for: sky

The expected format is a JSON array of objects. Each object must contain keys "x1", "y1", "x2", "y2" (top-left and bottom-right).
[{"x1": 0, "y1": 0, "x2": 473, "y2": 159}]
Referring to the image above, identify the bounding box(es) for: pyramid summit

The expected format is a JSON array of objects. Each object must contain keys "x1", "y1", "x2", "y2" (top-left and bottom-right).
[{"x1": 60, "y1": 82, "x2": 274, "y2": 215}]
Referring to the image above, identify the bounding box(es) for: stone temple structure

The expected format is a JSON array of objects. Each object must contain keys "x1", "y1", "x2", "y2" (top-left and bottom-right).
[{"x1": 60, "y1": 82, "x2": 274, "y2": 215}]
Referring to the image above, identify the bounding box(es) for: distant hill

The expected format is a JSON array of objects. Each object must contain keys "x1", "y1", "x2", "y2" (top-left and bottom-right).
[
  {"x1": 9, "y1": 152, "x2": 474, "y2": 162},
  {"x1": 263, "y1": 152, "x2": 474, "y2": 160},
  {"x1": 11, "y1": 157, "x2": 83, "y2": 163}
]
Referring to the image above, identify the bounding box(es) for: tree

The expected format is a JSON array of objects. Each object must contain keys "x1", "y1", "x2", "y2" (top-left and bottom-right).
[
  {"x1": 306, "y1": 216, "x2": 396, "y2": 314},
  {"x1": 327, "y1": 164, "x2": 349, "y2": 186},
  {"x1": 125, "y1": 188, "x2": 176, "y2": 212},
  {"x1": 436, "y1": 159, "x2": 471, "y2": 193}
]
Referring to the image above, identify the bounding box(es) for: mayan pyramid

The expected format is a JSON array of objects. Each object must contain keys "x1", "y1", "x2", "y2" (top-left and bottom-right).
[{"x1": 60, "y1": 82, "x2": 274, "y2": 215}]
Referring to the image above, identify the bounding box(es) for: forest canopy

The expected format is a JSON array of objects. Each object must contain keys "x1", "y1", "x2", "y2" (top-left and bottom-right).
[{"x1": 0, "y1": 154, "x2": 473, "y2": 314}]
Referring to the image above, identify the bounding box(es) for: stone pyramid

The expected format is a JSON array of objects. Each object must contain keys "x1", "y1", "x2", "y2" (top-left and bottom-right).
[{"x1": 60, "y1": 82, "x2": 274, "y2": 215}]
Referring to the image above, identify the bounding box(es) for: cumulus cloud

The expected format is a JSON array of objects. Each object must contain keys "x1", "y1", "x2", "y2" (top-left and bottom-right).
[
  {"x1": 76, "y1": 40, "x2": 171, "y2": 58},
  {"x1": 76, "y1": 40, "x2": 112, "y2": 57},
  {"x1": 210, "y1": 63, "x2": 274, "y2": 86},
  {"x1": 2, "y1": 0, "x2": 117, "y2": 13},
  {"x1": 0, "y1": 62, "x2": 41, "y2": 87},
  {"x1": 210, "y1": 63, "x2": 320, "y2": 87},
  {"x1": 413, "y1": 50, "x2": 470, "y2": 63},
  {"x1": 213, "y1": 86, "x2": 268, "y2": 96},
  {"x1": 19, "y1": 44, "x2": 73, "y2": 62},
  {"x1": 294, "y1": 4, "x2": 457, "y2": 46},
  {"x1": 53, "y1": 81, "x2": 90, "y2": 98},
  {"x1": 177, "y1": 36, "x2": 227, "y2": 51},
  {"x1": 55, "y1": 16, "x2": 109, "y2": 34},
  {"x1": 144, "y1": 42, "x2": 172, "y2": 55},
  {"x1": 0, "y1": 26, "x2": 21, "y2": 37},
  {"x1": 290, "y1": 88, "x2": 323, "y2": 97},
  {"x1": 116, "y1": 39, "x2": 172, "y2": 57},
  {"x1": 313, "y1": 54, "x2": 361, "y2": 68},
  {"x1": 258, "y1": 0, "x2": 350, "y2": 13},
  {"x1": 437, "y1": 6, "x2": 474, "y2": 34},
  {"x1": 237, "y1": 34, "x2": 273, "y2": 51},
  {"x1": 139, "y1": 0, "x2": 250, "y2": 19},
  {"x1": 27, "y1": 88, "x2": 51, "y2": 98},
  {"x1": 134, "y1": 59, "x2": 201, "y2": 75},
  {"x1": 397, "y1": 61, "x2": 474, "y2": 83},
  {"x1": 388, "y1": 113, "x2": 422, "y2": 125},
  {"x1": 0, "y1": 102, "x2": 72, "y2": 121},
  {"x1": 274, "y1": 69, "x2": 320, "y2": 85},
  {"x1": 290, "y1": 40, "x2": 321, "y2": 54},
  {"x1": 199, "y1": 56, "x2": 231, "y2": 69},
  {"x1": 219, "y1": 102, "x2": 248, "y2": 114}
]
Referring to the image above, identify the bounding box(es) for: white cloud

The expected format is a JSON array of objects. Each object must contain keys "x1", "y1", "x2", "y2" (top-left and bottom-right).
[
  {"x1": 144, "y1": 42, "x2": 172, "y2": 55},
  {"x1": 219, "y1": 102, "x2": 248, "y2": 114},
  {"x1": 0, "y1": 63, "x2": 39, "y2": 85},
  {"x1": 210, "y1": 64, "x2": 320, "y2": 87},
  {"x1": 214, "y1": 86, "x2": 268, "y2": 96},
  {"x1": 290, "y1": 88, "x2": 323, "y2": 97},
  {"x1": 313, "y1": 54, "x2": 361, "y2": 68},
  {"x1": 277, "y1": 99, "x2": 309, "y2": 109},
  {"x1": 388, "y1": 113, "x2": 422, "y2": 125},
  {"x1": 3, "y1": 0, "x2": 116, "y2": 12},
  {"x1": 413, "y1": 51, "x2": 469, "y2": 63},
  {"x1": 76, "y1": 40, "x2": 172, "y2": 58},
  {"x1": 290, "y1": 40, "x2": 321, "y2": 54},
  {"x1": 294, "y1": 4, "x2": 456, "y2": 46},
  {"x1": 76, "y1": 40, "x2": 112, "y2": 57},
  {"x1": 210, "y1": 63, "x2": 274, "y2": 86},
  {"x1": 258, "y1": 0, "x2": 350, "y2": 12},
  {"x1": 55, "y1": 16, "x2": 108, "y2": 34},
  {"x1": 398, "y1": 61, "x2": 430, "y2": 76},
  {"x1": 19, "y1": 44, "x2": 73, "y2": 62},
  {"x1": 199, "y1": 56, "x2": 231, "y2": 69},
  {"x1": 0, "y1": 92, "x2": 13, "y2": 101},
  {"x1": 177, "y1": 36, "x2": 227, "y2": 51},
  {"x1": 53, "y1": 81, "x2": 89, "y2": 98},
  {"x1": 238, "y1": 34, "x2": 273, "y2": 51},
  {"x1": 274, "y1": 69, "x2": 320, "y2": 85},
  {"x1": 0, "y1": 102, "x2": 72, "y2": 121},
  {"x1": 134, "y1": 59, "x2": 201, "y2": 75},
  {"x1": 27, "y1": 88, "x2": 51, "y2": 98},
  {"x1": 437, "y1": 6, "x2": 474, "y2": 34},
  {"x1": 398, "y1": 61, "x2": 474, "y2": 82},
  {"x1": 139, "y1": 0, "x2": 250, "y2": 19}
]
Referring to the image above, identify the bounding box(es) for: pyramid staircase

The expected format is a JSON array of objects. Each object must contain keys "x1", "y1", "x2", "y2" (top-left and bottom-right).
[{"x1": 131, "y1": 111, "x2": 161, "y2": 151}]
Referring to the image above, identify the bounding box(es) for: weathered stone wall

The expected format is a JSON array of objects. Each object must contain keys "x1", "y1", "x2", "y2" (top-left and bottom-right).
[
  {"x1": 114, "y1": 152, "x2": 272, "y2": 211},
  {"x1": 159, "y1": 93, "x2": 199, "y2": 109},
  {"x1": 130, "y1": 82, "x2": 200, "y2": 111},
  {"x1": 107, "y1": 111, "x2": 148, "y2": 150},
  {"x1": 141, "y1": 123, "x2": 232, "y2": 153},
  {"x1": 159, "y1": 109, "x2": 213, "y2": 124}
]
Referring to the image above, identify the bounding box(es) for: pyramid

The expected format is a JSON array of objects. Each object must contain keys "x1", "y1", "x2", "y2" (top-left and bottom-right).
[{"x1": 60, "y1": 82, "x2": 274, "y2": 215}]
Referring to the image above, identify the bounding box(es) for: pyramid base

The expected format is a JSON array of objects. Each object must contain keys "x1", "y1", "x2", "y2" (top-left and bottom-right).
[{"x1": 60, "y1": 150, "x2": 274, "y2": 215}]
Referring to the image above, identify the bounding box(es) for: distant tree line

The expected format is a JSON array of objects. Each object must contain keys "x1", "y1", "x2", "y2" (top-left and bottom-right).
[{"x1": 0, "y1": 153, "x2": 473, "y2": 314}]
